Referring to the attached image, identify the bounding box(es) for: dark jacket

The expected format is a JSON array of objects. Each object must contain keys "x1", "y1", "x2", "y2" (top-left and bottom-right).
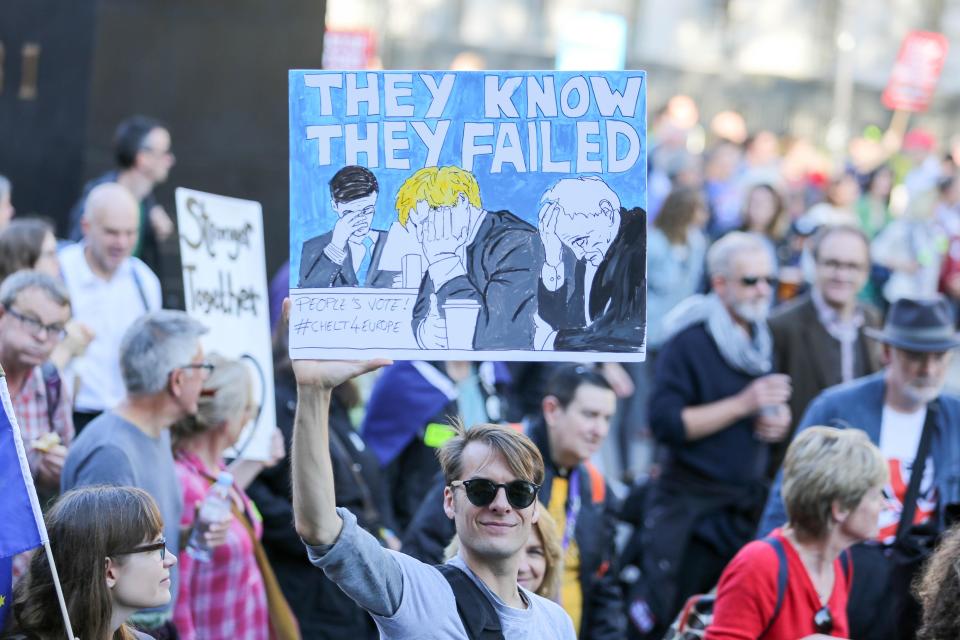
[
  {"x1": 411, "y1": 209, "x2": 542, "y2": 350},
  {"x1": 650, "y1": 322, "x2": 771, "y2": 485},
  {"x1": 541, "y1": 207, "x2": 648, "y2": 352},
  {"x1": 298, "y1": 229, "x2": 397, "y2": 288},
  {"x1": 758, "y1": 371, "x2": 960, "y2": 537},
  {"x1": 401, "y1": 419, "x2": 627, "y2": 640},
  {"x1": 247, "y1": 371, "x2": 395, "y2": 639},
  {"x1": 769, "y1": 294, "x2": 881, "y2": 428}
]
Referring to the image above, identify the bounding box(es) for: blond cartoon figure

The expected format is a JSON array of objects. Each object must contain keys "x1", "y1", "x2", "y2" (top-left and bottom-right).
[{"x1": 395, "y1": 166, "x2": 542, "y2": 350}]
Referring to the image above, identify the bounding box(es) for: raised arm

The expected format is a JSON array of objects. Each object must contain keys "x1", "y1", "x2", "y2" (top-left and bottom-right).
[{"x1": 288, "y1": 303, "x2": 391, "y2": 545}]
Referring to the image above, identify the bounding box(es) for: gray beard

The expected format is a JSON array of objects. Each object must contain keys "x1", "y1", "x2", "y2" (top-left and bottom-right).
[{"x1": 733, "y1": 299, "x2": 771, "y2": 324}]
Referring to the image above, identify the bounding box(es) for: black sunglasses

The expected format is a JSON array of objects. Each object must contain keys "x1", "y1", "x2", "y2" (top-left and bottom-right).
[
  {"x1": 740, "y1": 275, "x2": 778, "y2": 287},
  {"x1": 449, "y1": 479, "x2": 540, "y2": 509},
  {"x1": 813, "y1": 604, "x2": 833, "y2": 634},
  {"x1": 113, "y1": 537, "x2": 168, "y2": 561}
]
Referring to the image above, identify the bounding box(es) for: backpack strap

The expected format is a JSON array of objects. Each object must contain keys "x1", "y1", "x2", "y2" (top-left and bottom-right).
[
  {"x1": 759, "y1": 536, "x2": 789, "y2": 638},
  {"x1": 583, "y1": 461, "x2": 606, "y2": 504},
  {"x1": 129, "y1": 261, "x2": 152, "y2": 311},
  {"x1": 436, "y1": 564, "x2": 504, "y2": 640},
  {"x1": 839, "y1": 549, "x2": 852, "y2": 581}
]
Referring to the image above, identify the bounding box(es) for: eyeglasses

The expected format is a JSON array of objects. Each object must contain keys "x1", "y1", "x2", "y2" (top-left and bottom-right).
[
  {"x1": 739, "y1": 275, "x2": 778, "y2": 288},
  {"x1": 817, "y1": 258, "x2": 868, "y2": 273},
  {"x1": 113, "y1": 537, "x2": 168, "y2": 561},
  {"x1": 449, "y1": 478, "x2": 540, "y2": 509},
  {"x1": 813, "y1": 605, "x2": 833, "y2": 634},
  {"x1": 6, "y1": 307, "x2": 66, "y2": 340},
  {"x1": 176, "y1": 361, "x2": 215, "y2": 378}
]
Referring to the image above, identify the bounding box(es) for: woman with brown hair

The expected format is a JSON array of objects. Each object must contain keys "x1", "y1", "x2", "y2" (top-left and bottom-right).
[
  {"x1": 740, "y1": 183, "x2": 789, "y2": 245},
  {"x1": 915, "y1": 523, "x2": 960, "y2": 639},
  {"x1": 0, "y1": 218, "x2": 59, "y2": 283},
  {"x1": 5, "y1": 485, "x2": 176, "y2": 640}
]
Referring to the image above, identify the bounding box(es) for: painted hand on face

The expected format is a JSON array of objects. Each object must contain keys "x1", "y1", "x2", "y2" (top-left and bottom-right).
[
  {"x1": 331, "y1": 207, "x2": 372, "y2": 249},
  {"x1": 419, "y1": 204, "x2": 469, "y2": 266},
  {"x1": 538, "y1": 201, "x2": 565, "y2": 267}
]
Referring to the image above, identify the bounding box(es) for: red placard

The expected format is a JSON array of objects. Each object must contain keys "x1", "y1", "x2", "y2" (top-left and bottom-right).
[
  {"x1": 882, "y1": 31, "x2": 949, "y2": 113},
  {"x1": 322, "y1": 29, "x2": 377, "y2": 70}
]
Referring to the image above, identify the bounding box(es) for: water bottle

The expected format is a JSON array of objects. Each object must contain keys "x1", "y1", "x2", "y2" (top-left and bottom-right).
[{"x1": 186, "y1": 471, "x2": 233, "y2": 562}]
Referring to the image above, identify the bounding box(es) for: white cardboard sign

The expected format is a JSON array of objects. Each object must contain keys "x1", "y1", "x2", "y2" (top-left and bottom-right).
[{"x1": 176, "y1": 187, "x2": 276, "y2": 460}]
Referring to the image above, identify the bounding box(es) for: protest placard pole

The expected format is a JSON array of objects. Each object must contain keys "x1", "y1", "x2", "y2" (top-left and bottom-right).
[
  {"x1": 44, "y1": 541, "x2": 77, "y2": 640},
  {"x1": 0, "y1": 368, "x2": 75, "y2": 640}
]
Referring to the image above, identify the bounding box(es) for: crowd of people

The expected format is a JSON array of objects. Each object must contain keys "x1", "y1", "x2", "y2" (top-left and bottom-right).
[{"x1": 3, "y1": 100, "x2": 960, "y2": 640}]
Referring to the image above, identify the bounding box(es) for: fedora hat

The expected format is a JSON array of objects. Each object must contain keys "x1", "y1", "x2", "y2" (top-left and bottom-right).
[{"x1": 864, "y1": 296, "x2": 960, "y2": 352}]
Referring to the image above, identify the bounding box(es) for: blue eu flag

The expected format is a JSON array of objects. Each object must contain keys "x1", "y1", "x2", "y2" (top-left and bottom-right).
[
  {"x1": 0, "y1": 376, "x2": 46, "y2": 557},
  {"x1": 0, "y1": 555, "x2": 11, "y2": 629}
]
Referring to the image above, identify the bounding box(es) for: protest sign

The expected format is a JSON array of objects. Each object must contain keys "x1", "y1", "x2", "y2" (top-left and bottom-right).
[
  {"x1": 882, "y1": 31, "x2": 949, "y2": 113},
  {"x1": 176, "y1": 188, "x2": 276, "y2": 460},
  {"x1": 289, "y1": 70, "x2": 647, "y2": 362}
]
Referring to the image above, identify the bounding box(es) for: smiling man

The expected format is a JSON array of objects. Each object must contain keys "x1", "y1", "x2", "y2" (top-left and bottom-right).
[
  {"x1": 399, "y1": 364, "x2": 626, "y2": 639},
  {"x1": 768, "y1": 224, "x2": 881, "y2": 473},
  {"x1": 59, "y1": 182, "x2": 162, "y2": 433},
  {"x1": 291, "y1": 354, "x2": 575, "y2": 639},
  {"x1": 299, "y1": 165, "x2": 398, "y2": 288}
]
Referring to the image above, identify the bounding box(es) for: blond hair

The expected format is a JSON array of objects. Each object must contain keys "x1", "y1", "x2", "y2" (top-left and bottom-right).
[
  {"x1": 394, "y1": 166, "x2": 482, "y2": 226},
  {"x1": 437, "y1": 422, "x2": 544, "y2": 487},
  {"x1": 443, "y1": 508, "x2": 563, "y2": 600},
  {"x1": 781, "y1": 426, "x2": 888, "y2": 538}
]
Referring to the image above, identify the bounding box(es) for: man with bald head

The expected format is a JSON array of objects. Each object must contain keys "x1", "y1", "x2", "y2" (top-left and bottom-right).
[{"x1": 59, "y1": 182, "x2": 162, "y2": 432}]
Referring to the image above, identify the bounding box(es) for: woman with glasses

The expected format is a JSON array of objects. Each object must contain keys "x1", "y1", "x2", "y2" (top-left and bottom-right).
[
  {"x1": 4, "y1": 485, "x2": 176, "y2": 640},
  {"x1": 170, "y1": 353, "x2": 294, "y2": 640},
  {"x1": 706, "y1": 426, "x2": 887, "y2": 639}
]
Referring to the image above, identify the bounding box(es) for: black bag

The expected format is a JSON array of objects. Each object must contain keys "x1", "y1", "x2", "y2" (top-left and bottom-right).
[
  {"x1": 436, "y1": 564, "x2": 504, "y2": 640},
  {"x1": 847, "y1": 401, "x2": 940, "y2": 640}
]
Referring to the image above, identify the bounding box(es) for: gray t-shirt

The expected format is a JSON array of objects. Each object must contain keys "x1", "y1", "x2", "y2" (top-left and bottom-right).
[
  {"x1": 61, "y1": 412, "x2": 183, "y2": 615},
  {"x1": 306, "y1": 508, "x2": 576, "y2": 639}
]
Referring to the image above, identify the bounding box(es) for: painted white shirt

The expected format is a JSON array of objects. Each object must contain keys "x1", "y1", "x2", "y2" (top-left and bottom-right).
[
  {"x1": 58, "y1": 242, "x2": 162, "y2": 412},
  {"x1": 877, "y1": 405, "x2": 937, "y2": 543}
]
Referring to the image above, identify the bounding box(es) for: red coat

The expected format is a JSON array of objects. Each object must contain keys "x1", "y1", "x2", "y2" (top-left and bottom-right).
[{"x1": 706, "y1": 530, "x2": 852, "y2": 640}]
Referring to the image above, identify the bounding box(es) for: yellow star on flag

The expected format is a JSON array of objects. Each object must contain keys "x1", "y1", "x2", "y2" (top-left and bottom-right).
[{"x1": 0, "y1": 593, "x2": 5, "y2": 607}]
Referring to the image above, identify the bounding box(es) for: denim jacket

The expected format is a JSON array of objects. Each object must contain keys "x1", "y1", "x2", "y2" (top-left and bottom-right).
[{"x1": 758, "y1": 371, "x2": 960, "y2": 536}]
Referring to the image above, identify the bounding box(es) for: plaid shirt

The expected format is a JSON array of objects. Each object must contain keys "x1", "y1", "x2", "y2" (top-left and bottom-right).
[
  {"x1": 173, "y1": 450, "x2": 269, "y2": 640},
  {"x1": 11, "y1": 365, "x2": 74, "y2": 482},
  {"x1": 10, "y1": 364, "x2": 74, "y2": 580}
]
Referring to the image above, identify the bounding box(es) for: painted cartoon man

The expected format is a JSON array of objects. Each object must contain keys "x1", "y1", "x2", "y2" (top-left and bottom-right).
[
  {"x1": 299, "y1": 165, "x2": 398, "y2": 288},
  {"x1": 396, "y1": 166, "x2": 542, "y2": 350},
  {"x1": 536, "y1": 176, "x2": 647, "y2": 352}
]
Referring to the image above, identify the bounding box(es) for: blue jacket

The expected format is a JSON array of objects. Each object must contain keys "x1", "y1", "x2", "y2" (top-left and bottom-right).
[{"x1": 758, "y1": 371, "x2": 960, "y2": 536}]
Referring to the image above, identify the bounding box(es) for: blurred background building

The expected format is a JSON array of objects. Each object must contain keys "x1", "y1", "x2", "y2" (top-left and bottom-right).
[{"x1": 2, "y1": 0, "x2": 959, "y2": 297}]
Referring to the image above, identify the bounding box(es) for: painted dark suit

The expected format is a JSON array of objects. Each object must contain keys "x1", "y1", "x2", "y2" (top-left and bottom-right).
[
  {"x1": 539, "y1": 207, "x2": 647, "y2": 352},
  {"x1": 298, "y1": 230, "x2": 397, "y2": 288},
  {"x1": 410, "y1": 210, "x2": 542, "y2": 350}
]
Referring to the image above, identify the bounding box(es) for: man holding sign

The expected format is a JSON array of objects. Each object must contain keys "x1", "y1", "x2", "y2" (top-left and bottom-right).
[
  {"x1": 299, "y1": 166, "x2": 398, "y2": 288},
  {"x1": 397, "y1": 166, "x2": 543, "y2": 351}
]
